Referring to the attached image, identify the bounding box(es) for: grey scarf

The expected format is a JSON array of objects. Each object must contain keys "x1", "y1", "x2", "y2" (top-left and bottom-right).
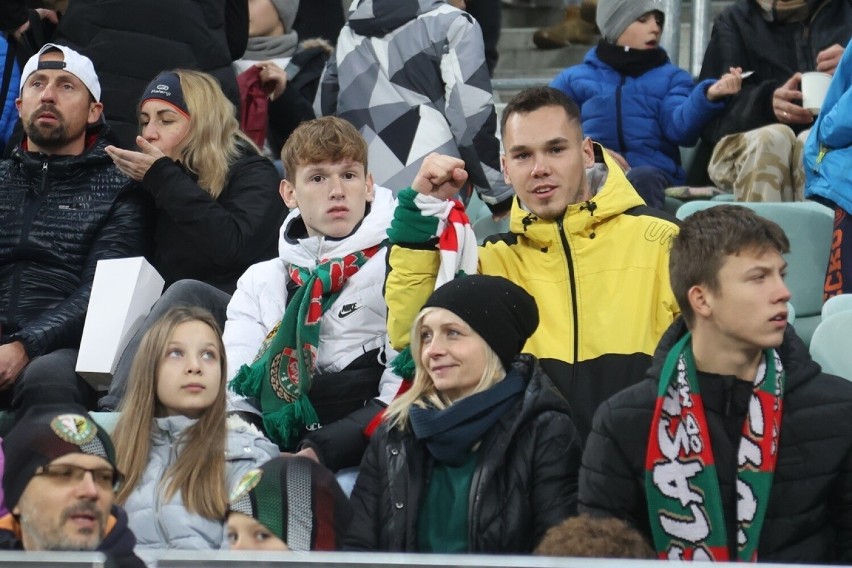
[
  {"x1": 755, "y1": 0, "x2": 810, "y2": 23},
  {"x1": 244, "y1": 31, "x2": 299, "y2": 61}
]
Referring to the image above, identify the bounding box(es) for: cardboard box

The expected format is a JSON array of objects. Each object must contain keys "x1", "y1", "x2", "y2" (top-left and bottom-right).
[{"x1": 76, "y1": 257, "x2": 164, "y2": 389}]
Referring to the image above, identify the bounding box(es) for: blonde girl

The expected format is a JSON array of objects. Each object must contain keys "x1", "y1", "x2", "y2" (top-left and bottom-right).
[{"x1": 112, "y1": 306, "x2": 278, "y2": 550}]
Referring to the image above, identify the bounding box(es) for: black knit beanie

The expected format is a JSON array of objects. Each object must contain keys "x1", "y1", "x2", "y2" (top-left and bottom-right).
[
  {"x1": 228, "y1": 456, "x2": 353, "y2": 551},
  {"x1": 422, "y1": 275, "x2": 539, "y2": 369},
  {"x1": 2, "y1": 404, "x2": 118, "y2": 510}
]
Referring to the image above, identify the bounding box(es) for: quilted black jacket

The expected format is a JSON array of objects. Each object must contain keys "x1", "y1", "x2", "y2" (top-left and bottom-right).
[
  {"x1": 345, "y1": 355, "x2": 582, "y2": 553},
  {"x1": 698, "y1": 0, "x2": 852, "y2": 145},
  {"x1": 0, "y1": 127, "x2": 149, "y2": 357},
  {"x1": 580, "y1": 319, "x2": 852, "y2": 563}
]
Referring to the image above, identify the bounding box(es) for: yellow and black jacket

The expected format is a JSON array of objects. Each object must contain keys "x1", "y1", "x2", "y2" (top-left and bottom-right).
[{"x1": 386, "y1": 150, "x2": 680, "y2": 440}]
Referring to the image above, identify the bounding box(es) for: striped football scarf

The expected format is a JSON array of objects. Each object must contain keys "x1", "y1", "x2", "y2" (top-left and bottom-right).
[
  {"x1": 363, "y1": 189, "x2": 478, "y2": 437},
  {"x1": 385, "y1": 188, "x2": 478, "y2": 379},
  {"x1": 645, "y1": 332, "x2": 785, "y2": 561}
]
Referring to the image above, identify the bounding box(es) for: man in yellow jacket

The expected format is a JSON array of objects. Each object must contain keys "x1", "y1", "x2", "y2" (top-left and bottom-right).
[{"x1": 385, "y1": 87, "x2": 680, "y2": 441}]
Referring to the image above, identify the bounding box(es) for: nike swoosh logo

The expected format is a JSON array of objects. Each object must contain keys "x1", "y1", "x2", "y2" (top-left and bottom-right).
[{"x1": 338, "y1": 303, "x2": 363, "y2": 318}]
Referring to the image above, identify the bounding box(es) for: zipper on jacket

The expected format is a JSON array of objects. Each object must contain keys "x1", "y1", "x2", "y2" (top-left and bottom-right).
[
  {"x1": 9, "y1": 167, "x2": 51, "y2": 330},
  {"x1": 467, "y1": 453, "x2": 485, "y2": 551},
  {"x1": 556, "y1": 217, "x2": 580, "y2": 373},
  {"x1": 616, "y1": 77, "x2": 627, "y2": 153},
  {"x1": 152, "y1": 431, "x2": 177, "y2": 547},
  {"x1": 39, "y1": 161, "x2": 49, "y2": 195},
  {"x1": 803, "y1": 0, "x2": 830, "y2": 43},
  {"x1": 815, "y1": 143, "x2": 829, "y2": 171}
]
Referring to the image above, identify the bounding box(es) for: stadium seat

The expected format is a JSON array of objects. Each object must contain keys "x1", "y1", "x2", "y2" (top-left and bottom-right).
[
  {"x1": 810, "y1": 311, "x2": 852, "y2": 381},
  {"x1": 822, "y1": 293, "x2": 852, "y2": 321},
  {"x1": 473, "y1": 214, "x2": 510, "y2": 244}
]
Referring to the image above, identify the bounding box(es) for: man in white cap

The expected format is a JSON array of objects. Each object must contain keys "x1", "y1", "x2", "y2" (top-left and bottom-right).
[{"x1": 0, "y1": 44, "x2": 148, "y2": 418}]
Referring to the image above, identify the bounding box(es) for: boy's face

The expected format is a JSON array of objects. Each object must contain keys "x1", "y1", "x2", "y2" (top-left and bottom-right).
[
  {"x1": 617, "y1": 11, "x2": 662, "y2": 50},
  {"x1": 694, "y1": 248, "x2": 791, "y2": 352},
  {"x1": 226, "y1": 512, "x2": 289, "y2": 551},
  {"x1": 280, "y1": 159, "x2": 374, "y2": 238}
]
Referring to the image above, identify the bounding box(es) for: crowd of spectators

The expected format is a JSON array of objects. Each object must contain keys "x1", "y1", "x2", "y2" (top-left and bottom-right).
[{"x1": 1, "y1": 0, "x2": 852, "y2": 564}]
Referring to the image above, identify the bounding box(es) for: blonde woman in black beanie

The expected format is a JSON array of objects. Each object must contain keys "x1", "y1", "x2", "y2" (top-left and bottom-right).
[{"x1": 345, "y1": 275, "x2": 582, "y2": 553}]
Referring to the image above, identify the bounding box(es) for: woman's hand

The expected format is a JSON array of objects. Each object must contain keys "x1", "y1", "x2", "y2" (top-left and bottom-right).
[
  {"x1": 707, "y1": 67, "x2": 743, "y2": 101},
  {"x1": 105, "y1": 137, "x2": 167, "y2": 181},
  {"x1": 254, "y1": 61, "x2": 289, "y2": 101}
]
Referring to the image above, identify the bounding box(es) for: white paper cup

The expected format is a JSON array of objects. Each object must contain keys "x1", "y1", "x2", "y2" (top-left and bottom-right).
[{"x1": 801, "y1": 71, "x2": 832, "y2": 115}]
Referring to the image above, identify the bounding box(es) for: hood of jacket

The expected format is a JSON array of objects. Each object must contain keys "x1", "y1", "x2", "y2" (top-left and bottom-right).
[
  {"x1": 278, "y1": 184, "x2": 395, "y2": 268},
  {"x1": 348, "y1": 0, "x2": 446, "y2": 37},
  {"x1": 646, "y1": 317, "x2": 822, "y2": 395},
  {"x1": 508, "y1": 145, "x2": 646, "y2": 247},
  {"x1": 503, "y1": 354, "x2": 576, "y2": 434}
]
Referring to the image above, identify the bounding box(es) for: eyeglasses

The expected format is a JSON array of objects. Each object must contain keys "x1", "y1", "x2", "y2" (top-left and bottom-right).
[{"x1": 33, "y1": 464, "x2": 124, "y2": 491}]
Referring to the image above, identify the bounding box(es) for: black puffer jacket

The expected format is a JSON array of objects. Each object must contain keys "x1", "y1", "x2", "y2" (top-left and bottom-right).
[
  {"x1": 699, "y1": 0, "x2": 852, "y2": 145},
  {"x1": 53, "y1": 0, "x2": 248, "y2": 149},
  {"x1": 0, "y1": 127, "x2": 149, "y2": 358},
  {"x1": 580, "y1": 319, "x2": 852, "y2": 563},
  {"x1": 345, "y1": 355, "x2": 582, "y2": 553},
  {"x1": 143, "y1": 143, "x2": 285, "y2": 294}
]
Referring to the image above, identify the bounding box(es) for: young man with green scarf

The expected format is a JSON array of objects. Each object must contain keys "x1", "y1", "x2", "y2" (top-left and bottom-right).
[
  {"x1": 224, "y1": 116, "x2": 402, "y2": 475},
  {"x1": 580, "y1": 204, "x2": 852, "y2": 562}
]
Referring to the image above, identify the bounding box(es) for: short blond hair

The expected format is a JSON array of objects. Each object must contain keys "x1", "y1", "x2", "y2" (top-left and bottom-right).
[{"x1": 280, "y1": 116, "x2": 368, "y2": 181}]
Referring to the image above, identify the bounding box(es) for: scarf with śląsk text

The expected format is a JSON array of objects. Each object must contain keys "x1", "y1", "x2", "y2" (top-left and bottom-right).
[{"x1": 645, "y1": 332, "x2": 785, "y2": 561}]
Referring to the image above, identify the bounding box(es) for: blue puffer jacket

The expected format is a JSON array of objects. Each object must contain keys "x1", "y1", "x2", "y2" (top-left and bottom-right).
[
  {"x1": 804, "y1": 38, "x2": 852, "y2": 214},
  {"x1": 550, "y1": 46, "x2": 725, "y2": 184},
  {"x1": 0, "y1": 34, "x2": 20, "y2": 147}
]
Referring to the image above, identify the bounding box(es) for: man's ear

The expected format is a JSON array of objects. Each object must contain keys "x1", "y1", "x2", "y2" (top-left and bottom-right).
[
  {"x1": 87, "y1": 101, "x2": 104, "y2": 125},
  {"x1": 581, "y1": 136, "x2": 595, "y2": 169},
  {"x1": 280, "y1": 179, "x2": 298, "y2": 209},
  {"x1": 688, "y1": 284, "x2": 713, "y2": 319},
  {"x1": 500, "y1": 154, "x2": 511, "y2": 186},
  {"x1": 365, "y1": 172, "x2": 375, "y2": 202}
]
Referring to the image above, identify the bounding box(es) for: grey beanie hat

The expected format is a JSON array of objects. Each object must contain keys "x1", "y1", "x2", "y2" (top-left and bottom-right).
[
  {"x1": 596, "y1": 0, "x2": 665, "y2": 43},
  {"x1": 270, "y1": 0, "x2": 300, "y2": 33}
]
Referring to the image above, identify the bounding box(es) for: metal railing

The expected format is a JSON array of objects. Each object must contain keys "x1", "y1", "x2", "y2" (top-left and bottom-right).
[{"x1": 661, "y1": 0, "x2": 714, "y2": 76}]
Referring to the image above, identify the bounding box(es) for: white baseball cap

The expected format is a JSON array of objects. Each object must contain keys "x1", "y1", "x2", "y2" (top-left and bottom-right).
[{"x1": 19, "y1": 43, "x2": 101, "y2": 101}]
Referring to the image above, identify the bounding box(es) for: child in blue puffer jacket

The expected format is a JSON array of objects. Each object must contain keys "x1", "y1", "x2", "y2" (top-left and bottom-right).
[{"x1": 549, "y1": 0, "x2": 742, "y2": 209}]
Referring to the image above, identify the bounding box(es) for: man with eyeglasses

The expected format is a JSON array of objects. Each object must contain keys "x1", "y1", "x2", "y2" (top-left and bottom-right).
[{"x1": 0, "y1": 404, "x2": 144, "y2": 567}]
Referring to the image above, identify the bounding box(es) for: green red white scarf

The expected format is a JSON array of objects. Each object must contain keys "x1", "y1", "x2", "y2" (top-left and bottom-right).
[
  {"x1": 362, "y1": 190, "x2": 479, "y2": 437},
  {"x1": 386, "y1": 189, "x2": 479, "y2": 379},
  {"x1": 230, "y1": 245, "x2": 380, "y2": 448},
  {"x1": 645, "y1": 332, "x2": 785, "y2": 561}
]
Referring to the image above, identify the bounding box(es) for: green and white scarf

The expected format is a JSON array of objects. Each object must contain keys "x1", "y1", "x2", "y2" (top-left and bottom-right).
[
  {"x1": 230, "y1": 245, "x2": 380, "y2": 448},
  {"x1": 645, "y1": 332, "x2": 785, "y2": 561}
]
